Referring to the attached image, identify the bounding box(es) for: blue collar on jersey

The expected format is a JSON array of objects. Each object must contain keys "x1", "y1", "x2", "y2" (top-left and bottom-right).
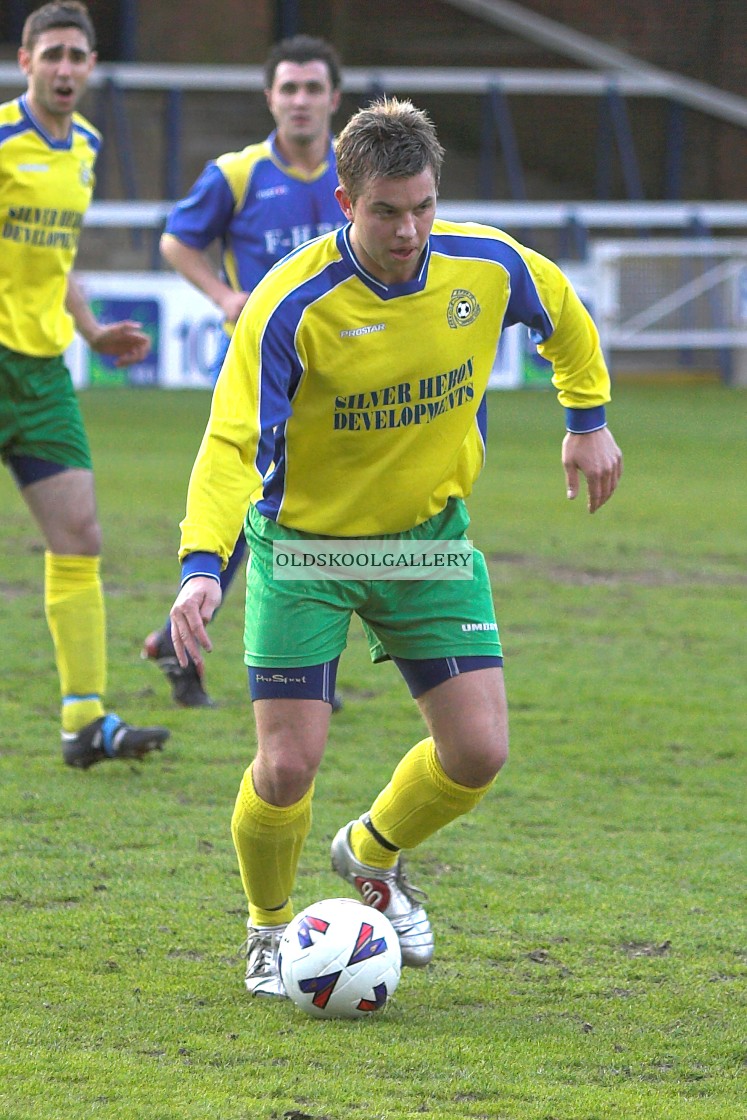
[
  {"x1": 267, "y1": 129, "x2": 335, "y2": 177},
  {"x1": 20, "y1": 93, "x2": 75, "y2": 150},
  {"x1": 339, "y1": 224, "x2": 430, "y2": 300}
]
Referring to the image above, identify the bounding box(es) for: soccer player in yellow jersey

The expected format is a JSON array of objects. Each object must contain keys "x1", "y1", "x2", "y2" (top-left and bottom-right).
[
  {"x1": 170, "y1": 99, "x2": 623, "y2": 996},
  {"x1": 0, "y1": 2, "x2": 168, "y2": 768}
]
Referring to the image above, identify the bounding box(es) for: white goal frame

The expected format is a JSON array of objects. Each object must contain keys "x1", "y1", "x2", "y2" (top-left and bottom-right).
[{"x1": 591, "y1": 239, "x2": 747, "y2": 352}]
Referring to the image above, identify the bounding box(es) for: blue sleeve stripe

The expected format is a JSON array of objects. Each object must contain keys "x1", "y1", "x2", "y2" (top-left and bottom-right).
[
  {"x1": 180, "y1": 552, "x2": 222, "y2": 586},
  {"x1": 72, "y1": 121, "x2": 101, "y2": 153},
  {"x1": 565, "y1": 405, "x2": 607, "y2": 433},
  {"x1": 0, "y1": 119, "x2": 30, "y2": 146}
]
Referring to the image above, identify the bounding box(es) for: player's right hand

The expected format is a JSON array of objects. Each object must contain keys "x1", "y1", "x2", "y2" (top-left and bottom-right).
[{"x1": 219, "y1": 289, "x2": 251, "y2": 324}]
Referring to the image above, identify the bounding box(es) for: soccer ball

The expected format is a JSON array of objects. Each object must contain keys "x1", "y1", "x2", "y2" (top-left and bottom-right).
[{"x1": 278, "y1": 897, "x2": 402, "y2": 1019}]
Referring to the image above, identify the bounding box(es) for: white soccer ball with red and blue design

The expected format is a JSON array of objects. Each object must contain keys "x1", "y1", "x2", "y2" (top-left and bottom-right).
[{"x1": 278, "y1": 897, "x2": 402, "y2": 1019}]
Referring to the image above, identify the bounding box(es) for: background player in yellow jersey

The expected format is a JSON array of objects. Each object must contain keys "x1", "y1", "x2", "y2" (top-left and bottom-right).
[
  {"x1": 142, "y1": 34, "x2": 344, "y2": 710},
  {"x1": 0, "y1": 2, "x2": 169, "y2": 768},
  {"x1": 169, "y1": 99, "x2": 623, "y2": 996}
]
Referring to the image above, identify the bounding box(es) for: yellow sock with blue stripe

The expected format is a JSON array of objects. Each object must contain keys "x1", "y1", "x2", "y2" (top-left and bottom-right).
[
  {"x1": 351, "y1": 737, "x2": 495, "y2": 869},
  {"x1": 231, "y1": 764, "x2": 313, "y2": 927},
  {"x1": 44, "y1": 552, "x2": 106, "y2": 734}
]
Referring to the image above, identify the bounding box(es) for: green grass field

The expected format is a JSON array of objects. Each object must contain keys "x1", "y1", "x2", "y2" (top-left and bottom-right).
[{"x1": 1, "y1": 383, "x2": 745, "y2": 1120}]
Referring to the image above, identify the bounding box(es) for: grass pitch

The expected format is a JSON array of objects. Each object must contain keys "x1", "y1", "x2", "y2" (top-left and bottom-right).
[{"x1": 0, "y1": 383, "x2": 745, "y2": 1120}]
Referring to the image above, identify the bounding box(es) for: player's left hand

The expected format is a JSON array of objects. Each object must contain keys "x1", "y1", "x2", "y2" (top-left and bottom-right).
[
  {"x1": 169, "y1": 576, "x2": 222, "y2": 674},
  {"x1": 89, "y1": 320, "x2": 151, "y2": 367},
  {"x1": 562, "y1": 427, "x2": 623, "y2": 513}
]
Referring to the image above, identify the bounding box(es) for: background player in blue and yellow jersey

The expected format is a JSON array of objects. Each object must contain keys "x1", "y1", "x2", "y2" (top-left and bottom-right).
[
  {"x1": 142, "y1": 34, "x2": 345, "y2": 709},
  {"x1": 169, "y1": 99, "x2": 623, "y2": 996},
  {"x1": 0, "y1": 2, "x2": 169, "y2": 769}
]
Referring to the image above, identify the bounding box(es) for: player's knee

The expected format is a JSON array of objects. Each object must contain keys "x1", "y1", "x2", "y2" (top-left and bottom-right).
[
  {"x1": 436, "y1": 725, "x2": 508, "y2": 789},
  {"x1": 56, "y1": 510, "x2": 101, "y2": 556},
  {"x1": 255, "y1": 745, "x2": 318, "y2": 805},
  {"x1": 475, "y1": 730, "x2": 509, "y2": 785},
  {"x1": 469, "y1": 709, "x2": 509, "y2": 782},
  {"x1": 489, "y1": 731, "x2": 509, "y2": 777},
  {"x1": 77, "y1": 519, "x2": 102, "y2": 555}
]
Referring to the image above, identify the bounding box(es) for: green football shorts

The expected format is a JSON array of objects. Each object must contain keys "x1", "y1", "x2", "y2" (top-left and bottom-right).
[
  {"x1": 243, "y1": 497, "x2": 502, "y2": 668},
  {"x1": 0, "y1": 344, "x2": 92, "y2": 470}
]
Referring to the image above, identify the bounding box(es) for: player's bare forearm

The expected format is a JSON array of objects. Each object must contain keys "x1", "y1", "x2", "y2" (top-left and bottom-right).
[
  {"x1": 65, "y1": 273, "x2": 100, "y2": 341},
  {"x1": 160, "y1": 236, "x2": 249, "y2": 322},
  {"x1": 66, "y1": 277, "x2": 150, "y2": 366},
  {"x1": 562, "y1": 428, "x2": 623, "y2": 513}
]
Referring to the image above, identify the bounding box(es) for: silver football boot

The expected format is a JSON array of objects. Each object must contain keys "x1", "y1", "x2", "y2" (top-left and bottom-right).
[
  {"x1": 242, "y1": 924, "x2": 288, "y2": 997},
  {"x1": 330, "y1": 820, "x2": 434, "y2": 967}
]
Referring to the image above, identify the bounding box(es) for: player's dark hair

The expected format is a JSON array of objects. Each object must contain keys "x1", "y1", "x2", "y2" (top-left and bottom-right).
[
  {"x1": 335, "y1": 98, "x2": 445, "y2": 202},
  {"x1": 264, "y1": 34, "x2": 342, "y2": 91},
  {"x1": 22, "y1": 1, "x2": 95, "y2": 52}
]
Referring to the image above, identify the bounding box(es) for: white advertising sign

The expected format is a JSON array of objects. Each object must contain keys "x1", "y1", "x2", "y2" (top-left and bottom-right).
[
  {"x1": 66, "y1": 272, "x2": 223, "y2": 389},
  {"x1": 67, "y1": 265, "x2": 594, "y2": 392}
]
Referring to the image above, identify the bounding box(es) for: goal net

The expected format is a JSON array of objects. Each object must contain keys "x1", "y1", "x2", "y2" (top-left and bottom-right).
[{"x1": 590, "y1": 239, "x2": 747, "y2": 381}]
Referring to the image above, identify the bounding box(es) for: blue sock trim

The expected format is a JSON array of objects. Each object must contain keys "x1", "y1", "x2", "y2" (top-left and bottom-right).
[
  {"x1": 99, "y1": 713, "x2": 122, "y2": 757},
  {"x1": 62, "y1": 694, "x2": 101, "y2": 706}
]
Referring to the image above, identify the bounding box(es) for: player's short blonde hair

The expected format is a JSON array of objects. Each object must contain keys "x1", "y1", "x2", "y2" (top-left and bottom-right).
[{"x1": 335, "y1": 98, "x2": 444, "y2": 203}]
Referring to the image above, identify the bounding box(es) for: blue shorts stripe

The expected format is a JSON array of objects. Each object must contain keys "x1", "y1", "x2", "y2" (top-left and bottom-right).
[{"x1": 393, "y1": 654, "x2": 503, "y2": 699}]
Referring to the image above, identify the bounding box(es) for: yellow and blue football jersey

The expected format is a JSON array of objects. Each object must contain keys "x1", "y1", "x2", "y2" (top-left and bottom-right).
[
  {"x1": 163, "y1": 131, "x2": 342, "y2": 298},
  {"x1": 180, "y1": 219, "x2": 611, "y2": 566},
  {"x1": 0, "y1": 95, "x2": 100, "y2": 357}
]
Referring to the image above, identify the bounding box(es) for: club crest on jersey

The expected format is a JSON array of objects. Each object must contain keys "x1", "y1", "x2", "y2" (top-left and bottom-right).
[
  {"x1": 80, "y1": 163, "x2": 93, "y2": 186},
  {"x1": 447, "y1": 289, "x2": 480, "y2": 328}
]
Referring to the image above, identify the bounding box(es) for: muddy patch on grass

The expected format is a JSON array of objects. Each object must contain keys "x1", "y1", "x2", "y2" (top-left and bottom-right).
[{"x1": 485, "y1": 552, "x2": 746, "y2": 586}]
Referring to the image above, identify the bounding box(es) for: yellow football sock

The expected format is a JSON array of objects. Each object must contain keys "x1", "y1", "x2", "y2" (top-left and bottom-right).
[
  {"x1": 44, "y1": 552, "x2": 106, "y2": 734},
  {"x1": 351, "y1": 737, "x2": 495, "y2": 869},
  {"x1": 231, "y1": 764, "x2": 313, "y2": 927}
]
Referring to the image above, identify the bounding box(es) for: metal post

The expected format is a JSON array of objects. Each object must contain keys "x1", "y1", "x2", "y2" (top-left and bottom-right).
[
  {"x1": 119, "y1": 0, "x2": 139, "y2": 61},
  {"x1": 488, "y1": 84, "x2": 527, "y2": 202},
  {"x1": 365, "y1": 79, "x2": 386, "y2": 106},
  {"x1": 7, "y1": 0, "x2": 26, "y2": 39},
  {"x1": 164, "y1": 88, "x2": 183, "y2": 200},
  {"x1": 664, "y1": 99, "x2": 685, "y2": 200},
  {"x1": 560, "y1": 215, "x2": 588, "y2": 261},
  {"x1": 606, "y1": 85, "x2": 645, "y2": 200},
  {"x1": 92, "y1": 86, "x2": 109, "y2": 200},
  {"x1": 105, "y1": 78, "x2": 139, "y2": 201},
  {"x1": 104, "y1": 78, "x2": 141, "y2": 249},
  {"x1": 478, "y1": 90, "x2": 497, "y2": 199},
  {"x1": 275, "y1": 0, "x2": 300, "y2": 39},
  {"x1": 594, "y1": 91, "x2": 614, "y2": 200}
]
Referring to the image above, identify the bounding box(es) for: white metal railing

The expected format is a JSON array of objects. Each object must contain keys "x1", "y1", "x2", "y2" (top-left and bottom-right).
[
  {"x1": 3, "y1": 62, "x2": 744, "y2": 211},
  {"x1": 83, "y1": 199, "x2": 747, "y2": 231},
  {"x1": 0, "y1": 62, "x2": 743, "y2": 108}
]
